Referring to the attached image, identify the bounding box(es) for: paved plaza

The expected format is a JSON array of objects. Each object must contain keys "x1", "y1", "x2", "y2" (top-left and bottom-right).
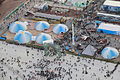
[{"x1": 0, "y1": 41, "x2": 120, "y2": 80}]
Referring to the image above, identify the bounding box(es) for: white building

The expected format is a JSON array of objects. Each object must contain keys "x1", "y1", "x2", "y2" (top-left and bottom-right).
[
  {"x1": 97, "y1": 23, "x2": 120, "y2": 35},
  {"x1": 96, "y1": 12, "x2": 120, "y2": 23},
  {"x1": 101, "y1": 0, "x2": 120, "y2": 12}
]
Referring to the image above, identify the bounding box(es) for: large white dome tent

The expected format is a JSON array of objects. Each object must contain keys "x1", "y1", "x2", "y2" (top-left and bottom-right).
[
  {"x1": 14, "y1": 30, "x2": 32, "y2": 44},
  {"x1": 35, "y1": 33, "x2": 52, "y2": 44},
  {"x1": 9, "y1": 21, "x2": 27, "y2": 33},
  {"x1": 34, "y1": 21, "x2": 50, "y2": 31}
]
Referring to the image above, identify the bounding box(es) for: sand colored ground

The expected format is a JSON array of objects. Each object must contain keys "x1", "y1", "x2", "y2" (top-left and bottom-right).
[
  {"x1": 0, "y1": 41, "x2": 120, "y2": 80},
  {"x1": 0, "y1": 0, "x2": 25, "y2": 22},
  {"x1": 5, "y1": 18, "x2": 63, "y2": 42}
]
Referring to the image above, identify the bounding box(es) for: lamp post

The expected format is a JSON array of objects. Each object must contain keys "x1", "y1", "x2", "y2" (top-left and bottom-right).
[{"x1": 72, "y1": 22, "x2": 75, "y2": 46}]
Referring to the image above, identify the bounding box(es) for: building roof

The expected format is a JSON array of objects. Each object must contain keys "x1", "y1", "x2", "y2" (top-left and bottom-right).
[
  {"x1": 98, "y1": 23, "x2": 120, "y2": 31},
  {"x1": 97, "y1": 12, "x2": 120, "y2": 18},
  {"x1": 103, "y1": 0, "x2": 120, "y2": 7},
  {"x1": 35, "y1": 12, "x2": 62, "y2": 20}
]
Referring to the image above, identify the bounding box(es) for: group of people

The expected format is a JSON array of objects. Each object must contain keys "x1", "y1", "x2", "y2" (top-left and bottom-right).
[
  {"x1": 0, "y1": 0, "x2": 120, "y2": 80},
  {"x1": 0, "y1": 41, "x2": 120, "y2": 80}
]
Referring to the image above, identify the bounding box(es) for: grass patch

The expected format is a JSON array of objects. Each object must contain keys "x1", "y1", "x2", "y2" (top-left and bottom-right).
[{"x1": 66, "y1": 51, "x2": 120, "y2": 64}]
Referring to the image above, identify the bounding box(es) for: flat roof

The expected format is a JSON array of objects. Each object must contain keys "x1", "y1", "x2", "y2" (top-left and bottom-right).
[
  {"x1": 34, "y1": 12, "x2": 62, "y2": 20},
  {"x1": 103, "y1": 0, "x2": 120, "y2": 7},
  {"x1": 98, "y1": 23, "x2": 120, "y2": 31},
  {"x1": 97, "y1": 12, "x2": 120, "y2": 18}
]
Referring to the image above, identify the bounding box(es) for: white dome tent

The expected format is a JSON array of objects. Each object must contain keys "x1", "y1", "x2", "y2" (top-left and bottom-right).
[
  {"x1": 34, "y1": 21, "x2": 50, "y2": 31},
  {"x1": 14, "y1": 30, "x2": 32, "y2": 44},
  {"x1": 35, "y1": 33, "x2": 52, "y2": 44},
  {"x1": 9, "y1": 21, "x2": 27, "y2": 33},
  {"x1": 53, "y1": 24, "x2": 68, "y2": 34},
  {"x1": 101, "y1": 47, "x2": 119, "y2": 59}
]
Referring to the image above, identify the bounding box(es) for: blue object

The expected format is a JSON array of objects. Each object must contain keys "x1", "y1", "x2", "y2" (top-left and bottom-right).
[
  {"x1": 65, "y1": 46, "x2": 69, "y2": 50},
  {"x1": 78, "y1": 53, "x2": 81, "y2": 56},
  {"x1": 95, "y1": 20, "x2": 102, "y2": 24},
  {"x1": 3, "y1": 34, "x2": 7, "y2": 36},
  {"x1": 0, "y1": 37, "x2": 6, "y2": 40},
  {"x1": 95, "y1": 21, "x2": 102, "y2": 27}
]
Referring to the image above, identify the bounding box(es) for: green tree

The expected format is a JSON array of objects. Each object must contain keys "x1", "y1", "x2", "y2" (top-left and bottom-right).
[{"x1": 43, "y1": 43, "x2": 62, "y2": 58}]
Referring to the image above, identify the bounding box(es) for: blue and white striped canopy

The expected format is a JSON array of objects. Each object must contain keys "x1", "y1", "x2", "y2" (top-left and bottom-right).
[
  {"x1": 9, "y1": 21, "x2": 27, "y2": 33},
  {"x1": 101, "y1": 47, "x2": 119, "y2": 59},
  {"x1": 34, "y1": 21, "x2": 50, "y2": 31},
  {"x1": 53, "y1": 24, "x2": 68, "y2": 34},
  {"x1": 36, "y1": 33, "x2": 52, "y2": 44},
  {"x1": 14, "y1": 30, "x2": 32, "y2": 44}
]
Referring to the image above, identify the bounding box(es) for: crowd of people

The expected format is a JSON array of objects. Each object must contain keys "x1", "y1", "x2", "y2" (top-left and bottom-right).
[
  {"x1": 0, "y1": 0, "x2": 120, "y2": 80},
  {"x1": 0, "y1": 41, "x2": 120, "y2": 80}
]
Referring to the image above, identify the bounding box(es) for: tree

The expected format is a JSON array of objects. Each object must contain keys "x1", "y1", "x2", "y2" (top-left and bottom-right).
[{"x1": 43, "y1": 43, "x2": 63, "y2": 58}]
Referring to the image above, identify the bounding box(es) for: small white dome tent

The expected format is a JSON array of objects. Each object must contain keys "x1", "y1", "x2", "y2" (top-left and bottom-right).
[
  {"x1": 53, "y1": 24, "x2": 68, "y2": 34},
  {"x1": 101, "y1": 47, "x2": 119, "y2": 59}
]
